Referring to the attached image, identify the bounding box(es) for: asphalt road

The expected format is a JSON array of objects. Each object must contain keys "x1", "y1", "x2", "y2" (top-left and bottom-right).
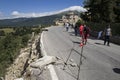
[{"x1": 42, "y1": 26, "x2": 120, "y2": 80}]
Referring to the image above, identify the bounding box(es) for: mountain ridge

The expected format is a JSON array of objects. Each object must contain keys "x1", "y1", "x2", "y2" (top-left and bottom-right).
[{"x1": 0, "y1": 11, "x2": 80, "y2": 27}]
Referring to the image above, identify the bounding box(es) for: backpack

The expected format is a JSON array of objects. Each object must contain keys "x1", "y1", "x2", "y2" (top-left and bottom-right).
[{"x1": 84, "y1": 26, "x2": 90, "y2": 34}]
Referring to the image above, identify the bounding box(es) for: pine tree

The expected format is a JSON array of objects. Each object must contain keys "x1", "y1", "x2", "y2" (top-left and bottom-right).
[
  {"x1": 114, "y1": 0, "x2": 120, "y2": 22},
  {"x1": 83, "y1": 0, "x2": 119, "y2": 23}
]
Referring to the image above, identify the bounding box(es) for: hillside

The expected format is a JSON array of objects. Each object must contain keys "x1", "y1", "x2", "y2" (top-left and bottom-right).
[
  {"x1": 0, "y1": 11, "x2": 80, "y2": 27},
  {"x1": 0, "y1": 15, "x2": 61, "y2": 27}
]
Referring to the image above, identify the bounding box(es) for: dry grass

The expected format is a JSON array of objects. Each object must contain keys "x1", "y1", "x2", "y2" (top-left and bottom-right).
[{"x1": 0, "y1": 28, "x2": 14, "y2": 34}]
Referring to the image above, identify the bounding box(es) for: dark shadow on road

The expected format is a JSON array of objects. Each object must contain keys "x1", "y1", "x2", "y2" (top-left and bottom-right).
[
  {"x1": 72, "y1": 41, "x2": 80, "y2": 44},
  {"x1": 88, "y1": 36, "x2": 98, "y2": 40},
  {"x1": 113, "y1": 68, "x2": 120, "y2": 74},
  {"x1": 95, "y1": 42, "x2": 104, "y2": 45},
  {"x1": 63, "y1": 47, "x2": 86, "y2": 80},
  {"x1": 69, "y1": 32, "x2": 75, "y2": 36},
  {"x1": 68, "y1": 31, "x2": 80, "y2": 37},
  {"x1": 72, "y1": 48, "x2": 86, "y2": 60},
  {"x1": 59, "y1": 66, "x2": 77, "y2": 80}
]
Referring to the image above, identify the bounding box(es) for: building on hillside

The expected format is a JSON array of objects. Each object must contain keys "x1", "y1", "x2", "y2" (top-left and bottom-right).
[{"x1": 55, "y1": 12, "x2": 81, "y2": 26}]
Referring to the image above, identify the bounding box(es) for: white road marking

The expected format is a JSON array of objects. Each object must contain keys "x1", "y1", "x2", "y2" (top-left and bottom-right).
[{"x1": 41, "y1": 32, "x2": 59, "y2": 80}]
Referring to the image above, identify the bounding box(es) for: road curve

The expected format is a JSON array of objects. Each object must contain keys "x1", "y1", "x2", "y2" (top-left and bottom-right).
[{"x1": 42, "y1": 26, "x2": 120, "y2": 80}]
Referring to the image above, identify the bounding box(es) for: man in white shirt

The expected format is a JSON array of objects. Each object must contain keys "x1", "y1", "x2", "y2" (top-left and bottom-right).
[{"x1": 104, "y1": 25, "x2": 112, "y2": 46}]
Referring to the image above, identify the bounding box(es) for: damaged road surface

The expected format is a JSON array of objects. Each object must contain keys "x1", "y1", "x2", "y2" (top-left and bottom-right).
[
  {"x1": 30, "y1": 56, "x2": 57, "y2": 68},
  {"x1": 41, "y1": 26, "x2": 120, "y2": 80}
]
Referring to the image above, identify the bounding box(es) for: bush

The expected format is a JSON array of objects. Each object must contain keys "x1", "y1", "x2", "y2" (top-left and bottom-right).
[
  {"x1": 86, "y1": 22, "x2": 120, "y2": 36},
  {"x1": 0, "y1": 27, "x2": 31, "y2": 77},
  {"x1": 21, "y1": 34, "x2": 30, "y2": 47},
  {"x1": 0, "y1": 30, "x2": 5, "y2": 36},
  {"x1": 75, "y1": 19, "x2": 84, "y2": 26}
]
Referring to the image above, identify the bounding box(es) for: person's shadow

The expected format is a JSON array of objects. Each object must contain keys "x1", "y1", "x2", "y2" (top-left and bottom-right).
[
  {"x1": 113, "y1": 68, "x2": 120, "y2": 74},
  {"x1": 94, "y1": 42, "x2": 104, "y2": 45},
  {"x1": 72, "y1": 41, "x2": 80, "y2": 44}
]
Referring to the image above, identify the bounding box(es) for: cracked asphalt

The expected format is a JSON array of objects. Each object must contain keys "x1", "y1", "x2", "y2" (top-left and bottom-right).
[{"x1": 42, "y1": 26, "x2": 120, "y2": 80}]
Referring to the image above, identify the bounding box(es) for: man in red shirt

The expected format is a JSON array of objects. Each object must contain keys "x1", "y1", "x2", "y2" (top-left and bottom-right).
[
  {"x1": 79, "y1": 24, "x2": 84, "y2": 43},
  {"x1": 79, "y1": 24, "x2": 90, "y2": 46}
]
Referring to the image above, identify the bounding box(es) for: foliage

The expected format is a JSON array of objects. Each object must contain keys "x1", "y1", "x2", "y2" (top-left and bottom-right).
[
  {"x1": 14, "y1": 27, "x2": 32, "y2": 36},
  {"x1": 86, "y1": 22, "x2": 120, "y2": 36},
  {"x1": 0, "y1": 30, "x2": 5, "y2": 36},
  {"x1": 0, "y1": 14, "x2": 62, "y2": 27},
  {"x1": 34, "y1": 27, "x2": 42, "y2": 34},
  {"x1": 81, "y1": 0, "x2": 120, "y2": 37},
  {"x1": 0, "y1": 11, "x2": 81, "y2": 27},
  {"x1": 21, "y1": 34, "x2": 30, "y2": 47},
  {"x1": 0, "y1": 26, "x2": 34, "y2": 77},
  {"x1": 83, "y1": 0, "x2": 120, "y2": 23},
  {"x1": 0, "y1": 34, "x2": 21, "y2": 77},
  {"x1": 75, "y1": 19, "x2": 84, "y2": 26},
  {"x1": 0, "y1": 28, "x2": 14, "y2": 35}
]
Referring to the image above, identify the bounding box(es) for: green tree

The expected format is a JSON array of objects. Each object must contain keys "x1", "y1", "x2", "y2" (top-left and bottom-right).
[
  {"x1": 21, "y1": 35, "x2": 30, "y2": 46},
  {"x1": 0, "y1": 27, "x2": 32, "y2": 77},
  {"x1": 83, "y1": 0, "x2": 118, "y2": 23},
  {"x1": 0, "y1": 30, "x2": 5, "y2": 36},
  {"x1": 114, "y1": 0, "x2": 120, "y2": 22},
  {"x1": 75, "y1": 19, "x2": 84, "y2": 26}
]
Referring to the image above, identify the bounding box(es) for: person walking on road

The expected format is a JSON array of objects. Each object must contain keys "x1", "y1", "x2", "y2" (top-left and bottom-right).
[
  {"x1": 65, "y1": 22, "x2": 69, "y2": 31},
  {"x1": 79, "y1": 24, "x2": 90, "y2": 46},
  {"x1": 79, "y1": 24, "x2": 84, "y2": 42},
  {"x1": 103, "y1": 25, "x2": 112, "y2": 46},
  {"x1": 83, "y1": 25, "x2": 90, "y2": 45}
]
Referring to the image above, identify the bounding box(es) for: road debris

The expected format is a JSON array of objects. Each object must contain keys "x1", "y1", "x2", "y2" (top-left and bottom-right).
[{"x1": 30, "y1": 56, "x2": 57, "y2": 68}]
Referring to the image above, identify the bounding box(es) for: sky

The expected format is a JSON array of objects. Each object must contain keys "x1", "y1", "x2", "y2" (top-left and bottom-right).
[{"x1": 0, "y1": 0, "x2": 85, "y2": 19}]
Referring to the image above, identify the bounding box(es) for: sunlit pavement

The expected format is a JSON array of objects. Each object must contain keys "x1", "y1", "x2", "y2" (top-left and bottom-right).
[{"x1": 41, "y1": 26, "x2": 120, "y2": 80}]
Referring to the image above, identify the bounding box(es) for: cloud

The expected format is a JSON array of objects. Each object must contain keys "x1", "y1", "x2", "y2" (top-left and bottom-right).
[
  {"x1": 0, "y1": 6, "x2": 87, "y2": 19},
  {"x1": 59, "y1": 6, "x2": 87, "y2": 13},
  {"x1": 10, "y1": 6, "x2": 87, "y2": 18},
  {"x1": 12, "y1": 11, "x2": 20, "y2": 16}
]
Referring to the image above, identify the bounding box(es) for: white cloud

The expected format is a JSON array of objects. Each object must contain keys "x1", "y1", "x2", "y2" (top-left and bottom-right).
[
  {"x1": 12, "y1": 11, "x2": 20, "y2": 16},
  {"x1": 10, "y1": 6, "x2": 87, "y2": 18},
  {"x1": 0, "y1": 6, "x2": 87, "y2": 19},
  {"x1": 59, "y1": 6, "x2": 87, "y2": 13}
]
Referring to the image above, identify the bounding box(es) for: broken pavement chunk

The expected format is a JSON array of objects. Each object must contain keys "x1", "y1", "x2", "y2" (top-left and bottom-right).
[{"x1": 30, "y1": 56, "x2": 57, "y2": 68}]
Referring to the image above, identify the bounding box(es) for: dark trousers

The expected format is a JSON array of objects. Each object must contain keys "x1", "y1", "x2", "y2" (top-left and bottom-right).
[
  {"x1": 66, "y1": 27, "x2": 69, "y2": 31},
  {"x1": 104, "y1": 35, "x2": 110, "y2": 45},
  {"x1": 74, "y1": 28, "x2": 78, "y2": 36}
]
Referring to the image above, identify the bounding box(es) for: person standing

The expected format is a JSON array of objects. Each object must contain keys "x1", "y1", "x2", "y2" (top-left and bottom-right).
[
  {"x1": 79, "y1": 24, "x2": 84, "y2": 40},
  {"x1": 79, "y1": 24, "x2": 90, "y2": 46},
  {"x1": 97, "y1": 31, "x2": 103, "y2": 39},
  {"x1": 65, "y1": 22, "x2": 69, "y2": 31},
  {"x1": 74, "y1": 24, "x2": 78, "y2": 36},
  {"x1": 104, "y1": 25, "x2": 112, "y2": 46},
  {"x1": 83, "y1": 25, "x2": 90, "y2": 45}
]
